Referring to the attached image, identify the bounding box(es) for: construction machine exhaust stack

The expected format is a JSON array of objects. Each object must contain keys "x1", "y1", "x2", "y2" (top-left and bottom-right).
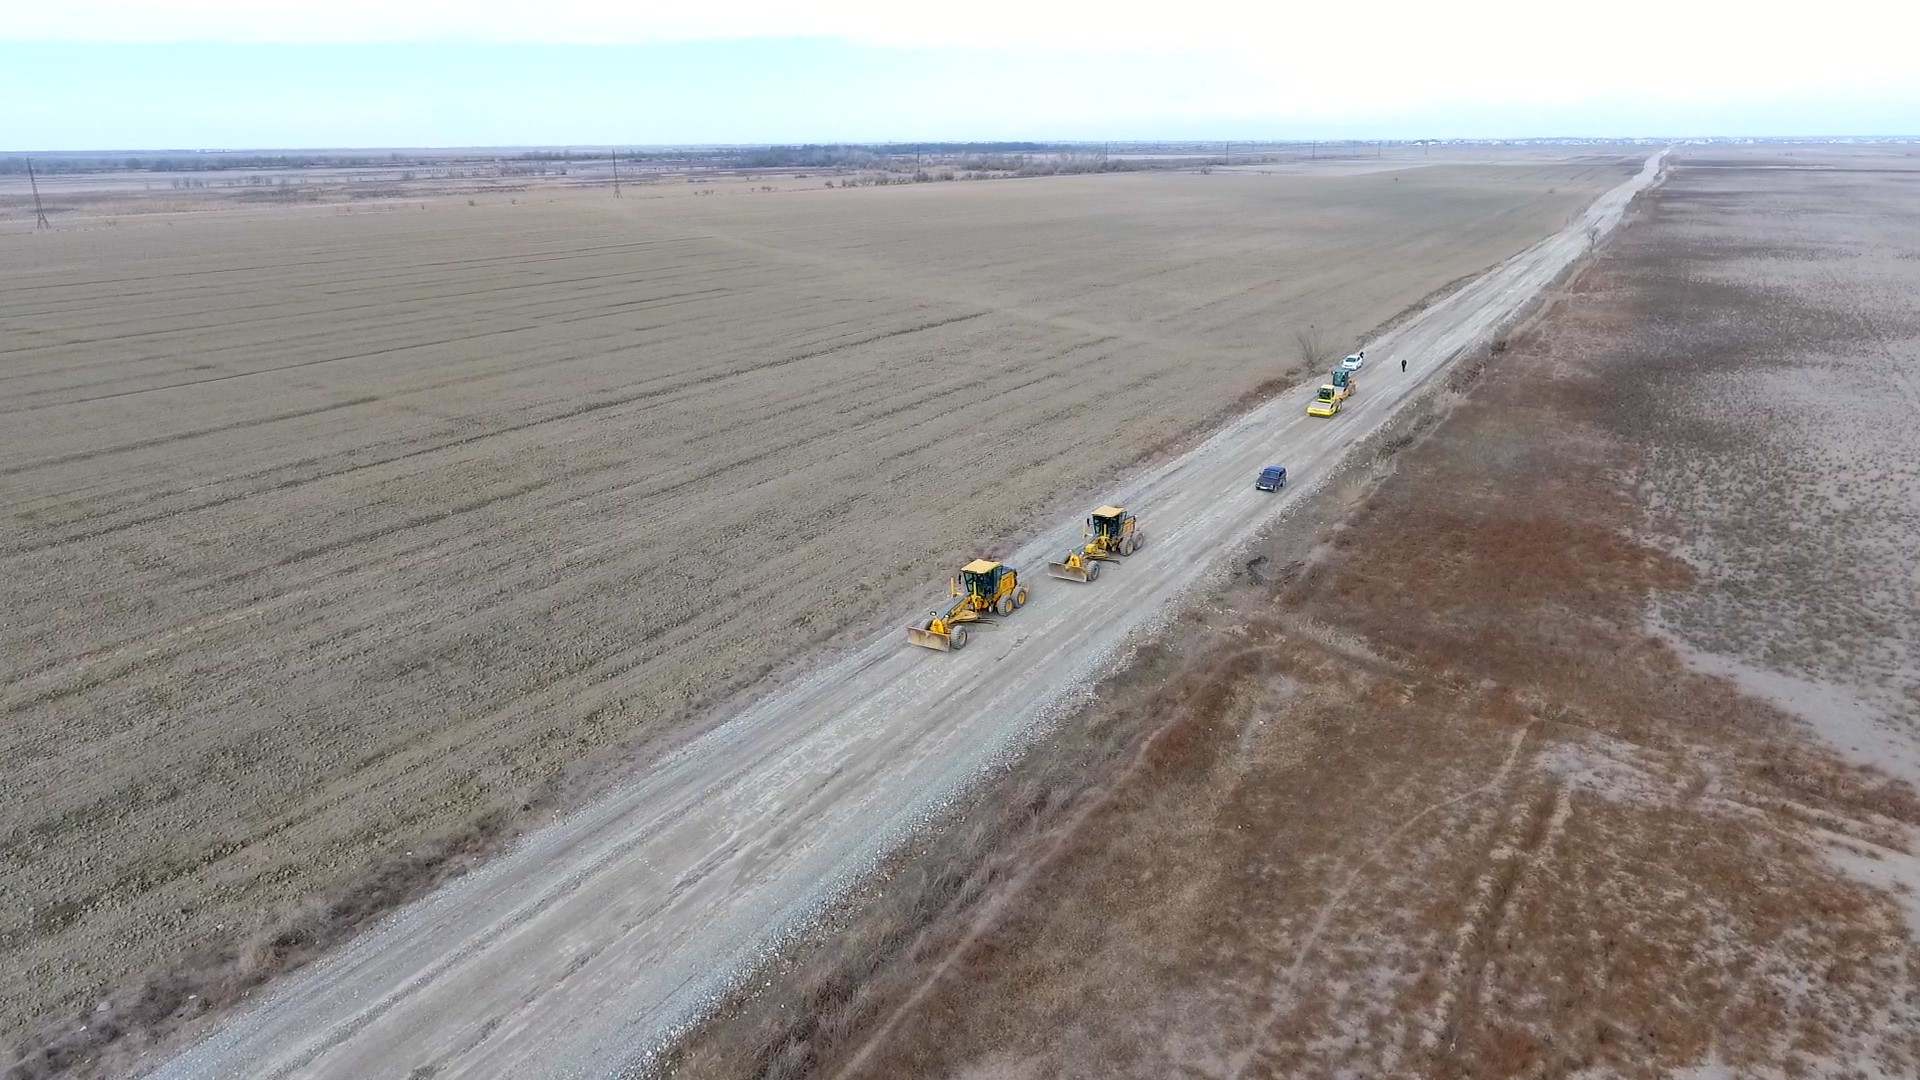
[{"x1": 1047, "y1": 506, "x2": 1144, "y2": 583}]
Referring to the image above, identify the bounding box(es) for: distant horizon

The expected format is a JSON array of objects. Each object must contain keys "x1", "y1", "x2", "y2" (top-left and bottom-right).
[{"x1": 6, "y1": 134, "x2": 1915, "y2": 159}]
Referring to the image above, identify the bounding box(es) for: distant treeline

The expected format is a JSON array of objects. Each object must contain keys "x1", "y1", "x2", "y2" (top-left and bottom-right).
[
  {"x1": 0, "y1": 151, "x2": 588, "y2": 175},
  {"x1": 705, "y1": 142, "x2": 1067, "y2": 168},
  {"x1": 0, "y1": 145, "x2": 1078, "y2": 176},
  {"x1": 0, "y1": 154, "x2": 406, "y2": 175},
  {"x1": 0, "y1": 141, "x2": 1264, "y2": 177},
  {"x1": 826, "y1": 156, "x2": 1233, "y2": 186}
]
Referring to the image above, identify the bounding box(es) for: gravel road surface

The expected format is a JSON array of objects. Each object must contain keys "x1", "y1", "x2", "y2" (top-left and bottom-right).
[{"x1": 152, "y1": 152, "x2": 1665, "y2": 1080}]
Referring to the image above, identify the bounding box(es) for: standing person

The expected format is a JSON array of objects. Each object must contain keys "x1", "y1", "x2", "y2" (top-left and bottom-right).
[{"x1": 1400, "y1": 357, "x2": 1407, "y2": 373}]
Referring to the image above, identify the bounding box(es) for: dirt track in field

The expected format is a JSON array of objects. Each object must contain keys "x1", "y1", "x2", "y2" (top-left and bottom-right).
[{"x1": 0, "y1": 158, "x2": 1634, "y2": 1063}]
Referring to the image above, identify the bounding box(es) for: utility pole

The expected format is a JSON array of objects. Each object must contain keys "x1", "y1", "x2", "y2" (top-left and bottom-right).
[
  {"x1": 28, "y1": 157, "x2": 51, "y2": 230},
  {"x1": 611, "y1": 148, "x2": 621, "y2": 198}
]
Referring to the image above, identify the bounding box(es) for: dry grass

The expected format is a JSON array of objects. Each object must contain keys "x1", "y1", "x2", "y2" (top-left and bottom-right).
[
  {"x1": 1, "y1": 794, "x2": 574, "y2": 1080},
  {"x1": 662, "y1": 157, "x2": 1920, "y2": 1079}
]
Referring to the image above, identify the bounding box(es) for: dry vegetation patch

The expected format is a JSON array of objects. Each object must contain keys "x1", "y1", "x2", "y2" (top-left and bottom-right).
[
  {"x1": 0, "y1": 162, "x2": 1633, "y2": 1071},
  {"x1": 663, "y1": 156, "x2": 1920, "y2": 1079}
]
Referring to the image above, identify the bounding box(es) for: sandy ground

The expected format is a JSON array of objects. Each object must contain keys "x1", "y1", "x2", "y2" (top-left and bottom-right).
[
  {"x1": 87, "y1": 159, "x2": 1666, "y2": 1080},
  {"x1": 662, "y1": 150, "x2": 1920, "y2": 1080},
  {"x1": 0, "y1": 155, "x2": 1636, "y2": 1061}
]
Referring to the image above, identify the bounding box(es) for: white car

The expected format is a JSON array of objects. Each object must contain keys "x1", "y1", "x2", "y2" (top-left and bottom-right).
[{"x1": 1340, "y1": 351, "x2": 1366, "y2": 372}]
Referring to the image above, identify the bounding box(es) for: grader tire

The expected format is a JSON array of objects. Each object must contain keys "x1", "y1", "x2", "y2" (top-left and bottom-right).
[
  {"x1": 1119, "y1": 537, "x2": 1135, "y2": 557},
  {"x1": 950, "y1": 625, "x2": 969, "y2": 650},
  {"x1": 1014, "y1": 587, "x2": 1029, "y2": 608},
  {"x1": 996, "y1": 594, "x2": 1014, "y2": 617},
  {"x1": 1133, "y1": 530, "x2": 1146, "y2": 551},
  {"x1": 1086, "y1": 561, "x2": 1102, "y2": 581}
]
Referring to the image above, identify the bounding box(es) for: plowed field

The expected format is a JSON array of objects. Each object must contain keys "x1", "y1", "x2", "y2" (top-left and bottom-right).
[{"x1": 0, "y1": 160, "x2": 1631, "y2": 1045}]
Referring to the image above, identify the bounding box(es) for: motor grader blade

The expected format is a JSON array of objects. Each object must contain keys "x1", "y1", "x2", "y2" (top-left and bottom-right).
[
  {"x1": 906, "y1": 621, "x2": 968, "y2": 651},
  {"x1": 1052, "y1": 553, "x2": 1098, "y2": 580},
  {"x1": 1046, "y1": 554, "x2": 1100, "y2": 582}
]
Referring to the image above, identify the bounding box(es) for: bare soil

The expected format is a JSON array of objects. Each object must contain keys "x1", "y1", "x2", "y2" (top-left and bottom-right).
[
  {"x1": 1626, "y1": 156, "x2": 1920, "y2": 782},
  {"x1": 0, "y1": 158, "x2": 1633, "y2": 1066},
  {"x1": 662, "y1": 151, "x2": 1920, "y2": 1079}
]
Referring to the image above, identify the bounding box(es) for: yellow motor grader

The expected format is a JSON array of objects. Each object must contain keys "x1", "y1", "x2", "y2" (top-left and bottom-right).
[
  {"x1": 906, "y1": 559, "x2": 1030, "y2": 651},
  {"x1": 1046, "y1": 506, "x2": 1144, "y2": 583}
]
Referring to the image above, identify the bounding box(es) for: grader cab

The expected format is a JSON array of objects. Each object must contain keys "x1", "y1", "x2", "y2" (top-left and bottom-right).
[
  {"x1": 906, "y1": 559, "x2": 1030, "y2": 651},
  {"x1": 1046, "y1": 506, "x2": 1145, "y2": 583}
]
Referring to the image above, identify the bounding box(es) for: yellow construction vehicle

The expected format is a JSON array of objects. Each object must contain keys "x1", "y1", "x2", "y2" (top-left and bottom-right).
[
  {"x1": 1046, "y1": 506, "x2": 1145, "y2": 582},
  {"x1": 906, "y1": 559, "x2": 1030, "y2": 651},
  {"x1": 1307, "y1": 384, "x2": 1344, "y2": 417}
]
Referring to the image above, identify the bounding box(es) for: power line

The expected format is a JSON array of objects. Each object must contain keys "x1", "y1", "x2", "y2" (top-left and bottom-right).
[{"x1": 28, "y1": 157, "x2": 51, "y2": 230}]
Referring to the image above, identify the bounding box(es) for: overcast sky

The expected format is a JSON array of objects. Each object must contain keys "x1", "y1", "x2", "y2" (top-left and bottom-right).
[{"x1": 6, "y1": 0, "x2": 1919, "y2": 150}]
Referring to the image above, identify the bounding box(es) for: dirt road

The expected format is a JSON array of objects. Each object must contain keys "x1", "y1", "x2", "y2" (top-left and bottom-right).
[{"x1": 147, "y1": 153, "x2": 1664, "y2": 1080}]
